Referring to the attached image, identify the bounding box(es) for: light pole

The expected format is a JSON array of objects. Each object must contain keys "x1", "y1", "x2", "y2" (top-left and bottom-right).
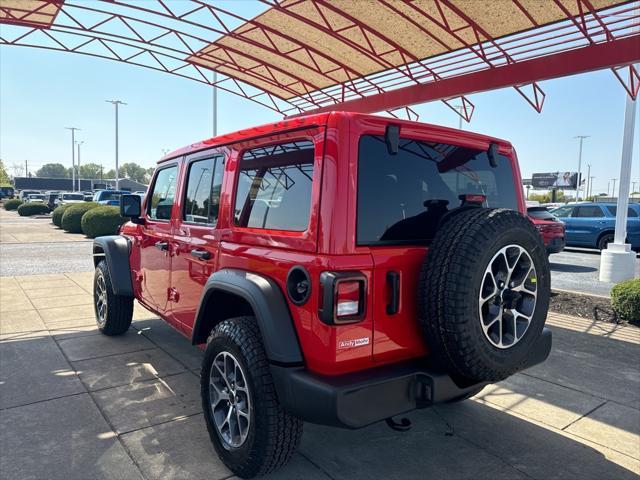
[
  {"x1": 589, "y1": 176, "x2": 595, "y2": 198},
  {"x1": 65, "y1": 127, "x2": 80, "y2": 191},
  {"x1": 574, "y1": 135, "x2": 589, "y2": 202},
  {"x1": 585, "y1": 164, "x2": 591, "y2": 198},
  {"x1": 611, "y1": 178, "x2": 618, "y2": 198},
  {"x1": 76, "y1": 141, "x2": 84, "y2": 191},
  {"x1": 106, "y1": 100, "x2": 126, "y2": 190}
]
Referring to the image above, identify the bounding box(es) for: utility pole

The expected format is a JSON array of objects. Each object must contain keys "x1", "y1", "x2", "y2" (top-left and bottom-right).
[
  {"x1": 632, "y1": 181, "x2": 638, "y2": 195},
  {"x1": 106, "y1": 100, "x2": 126, "y2": 190},
  {"x1": 611, "y1": 178, "x2": 618, "y2": 198},
  {"x1": 212, "y1": 72, "x2": 218, "y2": 137},
  {"x1": 590, "y1": 176, "x2": 595, "y2": 198},
  {"x1": 453, "y1": 105, "x2": 464, "y2": 130},
  {"x1": 76, "y1": 141, "x2": 84, "y2": 191},
  {"x1": 24, "y1": 160, "x2": 28, "y2": 178},
  {"x1": 585, "y1": 164, "x2": 591, "y2": 198},
  {"x1": 574, "y1": 135, "x2": 589, "y2": 202},
  {"x1": 65, "y1": 127, "x2": 80, "y2": 191}
]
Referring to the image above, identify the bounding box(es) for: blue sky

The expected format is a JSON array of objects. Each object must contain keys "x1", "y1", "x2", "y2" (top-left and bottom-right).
[{"x1": 1, "y1": 24, "x2": 638, "y2": 195}]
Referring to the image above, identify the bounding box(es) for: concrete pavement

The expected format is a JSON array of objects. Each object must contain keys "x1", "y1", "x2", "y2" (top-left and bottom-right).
[
  {"x1": 0, "y1": 205, "x2": 639, "y2": 479},
  {"x1": 0, "y1": 272, "x2": 638, "y2": 480}
]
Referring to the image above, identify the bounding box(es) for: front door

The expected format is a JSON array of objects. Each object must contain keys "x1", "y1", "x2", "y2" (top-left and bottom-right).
[
  {"x1": 170, "y1": 153, "x2": 225, "y2": 335},
  {"x1": 139, "y1": 163, "x2": 179, "y2": 314}
]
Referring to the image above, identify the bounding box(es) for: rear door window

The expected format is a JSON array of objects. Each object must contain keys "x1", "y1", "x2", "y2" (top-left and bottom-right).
[
  {"x1": 148, "y1": 165, "x2": 178, "y2": 220},
  {"x1": 357, "y1": 135, "x2": 518, "y2": 245},
  {"x1": 234, "y1": 140, "x2": 314, "y2": 231},
  {"x1": 183, "y1": 156, "x2": 224, "y2": 225}
]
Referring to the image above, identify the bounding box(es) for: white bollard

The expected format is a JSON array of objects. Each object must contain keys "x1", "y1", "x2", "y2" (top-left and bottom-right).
[{"x1": 599, "y1": 243, "x2": 636, "y2": 283}]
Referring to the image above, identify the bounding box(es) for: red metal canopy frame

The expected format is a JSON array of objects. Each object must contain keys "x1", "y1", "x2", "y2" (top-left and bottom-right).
[{"x1": 1, "y1": 0, "x2": 638, "y2": 120}]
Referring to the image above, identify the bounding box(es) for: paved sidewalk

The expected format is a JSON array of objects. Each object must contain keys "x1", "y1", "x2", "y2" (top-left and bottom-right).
[{"x1": 0, "y1": 272, "x2": 638, "y2": 480}]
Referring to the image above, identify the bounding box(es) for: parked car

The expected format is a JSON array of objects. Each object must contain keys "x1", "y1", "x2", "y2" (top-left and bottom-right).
[
  {"x1": 92, "y1": 112, "x2": 552, "y2": 478},
  {"x1": 527, "y1": 207, "x2": 565, "y2": 254},
  {"x1": 43, "y1": 191, "x2": 61, "y2": 210},
  {"x1": 83, "y1": 193, "x2": 94, "y2": 201},
  {"x1": 550, "y1": 202, "x2": 640, "y2": 250},
  {"x1": 93, "y1": 189, "x2": 126, "y2": 206},
  {"x1": 0, "y1": 186, "x2": 15, "y2": 199},
  {"x1": 26, "y1": 194, "x2": 45, "y2": 203},
  {"x1": 54, "y1": 192, "x2": 86, "y2": 207},
  {"x1": 19, "y1": 190, "x2": 40, "y2": 201}
]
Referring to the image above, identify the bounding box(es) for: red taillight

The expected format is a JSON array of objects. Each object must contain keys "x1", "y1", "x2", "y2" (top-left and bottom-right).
[
  {"x1": 336, "y1": 280, "x2": 361, "y2": 318},
  {"x1": 319, "y1": 272, "x2": 366, "y2": 325}
]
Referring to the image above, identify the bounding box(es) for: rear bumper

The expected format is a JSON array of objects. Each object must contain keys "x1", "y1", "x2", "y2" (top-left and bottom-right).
[
  {"x1": 272, "y1": 328, "x2": 552, "y2": 429},
  {"x1": 546, "y1": 237, "x2": 565, "y2": 254}
]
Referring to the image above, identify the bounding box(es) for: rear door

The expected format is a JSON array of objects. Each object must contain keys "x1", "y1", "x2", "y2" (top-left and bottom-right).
[
  {"x1": 139, "y1": 163, "x2": 180, "y2": 314},
  {"x1": 354, "y1": 133, "x2": 520, "y2": 363},
  {"x1": 170, "y1": 151, "x2": 225, "y2": 334}
]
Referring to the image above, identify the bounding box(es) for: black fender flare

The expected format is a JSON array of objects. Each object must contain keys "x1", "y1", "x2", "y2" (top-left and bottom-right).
[
  {"x1": 92, "y1": 235, "x2": 134, "y2": 297},
  {"x1": 192, "y1": 269, "x2": 303, "y2": 365}
]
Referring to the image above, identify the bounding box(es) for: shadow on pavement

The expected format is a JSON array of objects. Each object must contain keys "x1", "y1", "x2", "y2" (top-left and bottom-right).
[
  {"x1": 549, "y1": 262, "x2": 598, "y2": 273},
  {"x1": 0, "y1": 317, "x2": 638, "y2": 480}
]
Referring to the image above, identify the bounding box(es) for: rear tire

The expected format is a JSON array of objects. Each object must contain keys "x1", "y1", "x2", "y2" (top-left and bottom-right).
[
  {"x1": 93, "y1": 260, "x2": 133, "y2": 336},
  {"x1": 419, "y1": 209, "x2": 550, "y2": 383},
  {"x1": 201, "y1": 317, "x2": 302, "y2": 478},
  {"x1": 598, "y1": 233, "x2": 614, "y2": 251}
]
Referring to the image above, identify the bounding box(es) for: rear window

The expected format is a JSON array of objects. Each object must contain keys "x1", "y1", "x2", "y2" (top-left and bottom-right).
[
  {"x1": 234, "y1": 140, "x2": 314, "y2": 231},
  {"x1": 357, "y1": 135, "x2": 518, "y2": 245},
  {"x1": 527, "y1": 208, "x2": 557, "y2": 220}
]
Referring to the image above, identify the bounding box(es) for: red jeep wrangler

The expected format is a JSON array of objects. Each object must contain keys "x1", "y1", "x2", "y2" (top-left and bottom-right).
[{"x1": 93, "y1": 112, "x2": 551, "y2": 478}]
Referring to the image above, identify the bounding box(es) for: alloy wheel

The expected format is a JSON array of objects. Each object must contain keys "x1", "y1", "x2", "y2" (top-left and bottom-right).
[
  {"x1": 209, "y1": 351, "x2": 251, "y2": 449},
  {"x1": 478, "y1": 244, "x2": 538, "y2": 349}
]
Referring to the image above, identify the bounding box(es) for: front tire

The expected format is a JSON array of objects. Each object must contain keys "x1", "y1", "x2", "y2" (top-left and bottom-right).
[
  {"x1": 201, "y1": 317, "x2": 302, "y2": 478},
  {"x1": 93, "y1": 260, "x2": 133, "y2": 336}
]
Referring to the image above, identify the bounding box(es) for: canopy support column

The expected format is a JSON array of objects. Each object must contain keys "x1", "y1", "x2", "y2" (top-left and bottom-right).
[{"x1": 600, "y1": 68, "x2": 638, "y2": 283}]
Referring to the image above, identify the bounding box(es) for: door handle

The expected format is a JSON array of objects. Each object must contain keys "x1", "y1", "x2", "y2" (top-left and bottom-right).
[
  {"x1": 190, "y1": 249, "x2": 211, "y2": 260},
  {"x1": 155, "y1": 241, "x2": 169, "y2": 251},
  {"x1": 386, "y1": 271, "x2": 400, "y2": 315}
]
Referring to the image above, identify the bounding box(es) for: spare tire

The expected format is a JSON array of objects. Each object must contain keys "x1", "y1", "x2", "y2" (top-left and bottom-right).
[{"x1": 418, "y1": 208, "x2": 550, "y2": 383}]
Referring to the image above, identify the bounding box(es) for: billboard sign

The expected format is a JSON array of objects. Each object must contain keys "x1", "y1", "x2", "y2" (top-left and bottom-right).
[{"x1": 531, "y1": 172, "x2": 579, "y2": 189}]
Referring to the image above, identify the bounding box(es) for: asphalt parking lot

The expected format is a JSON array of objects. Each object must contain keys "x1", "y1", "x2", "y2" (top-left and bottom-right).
[
  {"x1": 550, "y1": 248, "x2": 640, "y2": 297},
  {"x1": 0, "y1": 209, "x2": 639, "y2": 480}
]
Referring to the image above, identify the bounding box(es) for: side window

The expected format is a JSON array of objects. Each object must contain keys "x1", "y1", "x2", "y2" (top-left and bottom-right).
[
  {"x1": 575, "y1": 206, "x2": 604, "y2": 218},
  {"x1": 234, "y1": 140, "x2": 314, "y2": 231},
  {"x1": 183, "y1": 156, "x2": 224, "y2": 225},
  {"x1": 148, "y1": 165, "x2": 178, "y2": 220},
  {"x1": 606, "y1": 206, "x2": 638, "y2": 217},
  {"x1": 552, "y1": 206, "x2": 573, "y2": 217}
]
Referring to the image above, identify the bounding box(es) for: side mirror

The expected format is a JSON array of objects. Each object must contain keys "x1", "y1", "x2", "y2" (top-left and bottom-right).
[{"x1": 120, "y1": 194, "x2": 144, "y2": 224}]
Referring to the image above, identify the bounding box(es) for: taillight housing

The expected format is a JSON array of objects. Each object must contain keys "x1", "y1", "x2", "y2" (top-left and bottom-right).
[{"x1": 318, "y1": 271, "x2": 366, "y2": 325}]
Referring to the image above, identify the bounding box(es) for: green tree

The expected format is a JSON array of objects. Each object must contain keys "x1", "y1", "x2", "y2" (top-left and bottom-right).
[
  {"x1": 104, "y1": 169, "x2": 116, "y2": 179},
  {"x1": 119, "y1": 162, "x2": 147, "y2": 183},
  {"x1": 36, "y1": 163, "x2": 69, "y2": 178},
  {"x1": 144, "y1": 167, "x2": 155, "y2": 184},
  {"x1": 0, "y1": 159, "x2": 11, "y2": 185},
  {"x1": 79, "y1": 163, "x2": 103, "y2": 179}
]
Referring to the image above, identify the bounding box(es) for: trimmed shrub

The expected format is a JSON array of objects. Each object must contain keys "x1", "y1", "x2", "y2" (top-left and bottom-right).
[
  {"x1": 3, "y1": 199, "x2": 22, "y2": 211},
  {"x1": 81, "y1": 206, "x2": 127, "y2": 238},
  {"x1": 61, "y1": 202, "x2": 99, "y2": 233},
  {"x1": 17, "y1": 203, "x2": 49, "y2": 216},
  {"x1": 52, "y1": 204, "x2": 72, "y2": 227},
  {"x1": 611, "y1": 278, "x2": 640, "y2": 324}
]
